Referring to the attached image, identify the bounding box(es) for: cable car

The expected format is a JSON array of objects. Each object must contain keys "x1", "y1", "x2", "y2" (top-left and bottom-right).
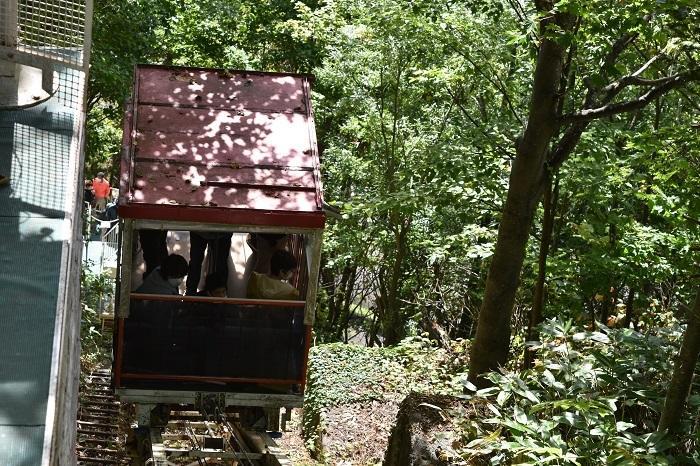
[{"x1": 112, "y1": 64, "x2": 324, "y2": 428}]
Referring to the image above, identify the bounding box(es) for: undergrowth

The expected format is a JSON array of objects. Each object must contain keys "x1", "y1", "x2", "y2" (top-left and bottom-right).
[
  {"x1": 80, "y1": 267, "x2": 114, "y2": 377},
  {"x1": 302, "y1": 320, "x2": 700, "y2": 465},
  {"x1": 454, "y1": 319, "x2": 700, "y2": 465}
]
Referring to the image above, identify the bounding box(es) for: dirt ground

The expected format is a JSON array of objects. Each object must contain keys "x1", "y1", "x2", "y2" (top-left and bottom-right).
[{"x1": 278, "y1": 397, "x2": 401, "y2": 466}]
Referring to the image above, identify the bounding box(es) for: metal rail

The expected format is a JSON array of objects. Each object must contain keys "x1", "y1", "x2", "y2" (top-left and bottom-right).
[
  {"x1": 78, "y1": 375, "x2": 294, "y2": 464},
  {"x1": 144, "y1": 407, "x2": 275, "y2": 465},
  {"x1": 217, "y1": 411, "x2": 257, "y2": 466}
]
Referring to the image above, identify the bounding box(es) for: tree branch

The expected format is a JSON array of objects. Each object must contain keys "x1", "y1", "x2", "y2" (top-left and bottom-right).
[
  {"x1": 444, "y1": 38, "x2": 524, "y2": 126},
  {"x1": 505, "y1": 0, "x2": 539, "y2": 53},
  {"x1": 601, "y1": 73, "x2": 677, "y2": 94},
  {"x1": 560, "y1": 69, "x2": 700, "y2": 124},
  {"x1": 467, "y1": 51, "x2": 525, "y2": 126},
  {"x1": 506, "y1": 0, "x2": 526, "y2": 24},
  {"x1": 447, "y1": 86, "x2": 515, "y2": 159},
  {"x1": 548, "y1": 121, "x2": 587, "y2": 171},
  {"x1": 534, "y1": 0, "x2": 554, "y2": 12},
  {"x1": 547, "y1": 32, "x2": 640, "y2": 170},
  {"x1": 86, "y1": 92, "x2": 102, "y2": 114},
  {"x1": 631, "y1": 53, "x2": 662, "y2": 78},
  {"x1": 632, "y1": 44, "x2": 700, "y2": 112},
  {"x1": 603, "y1": 33, "x2": 638, "y2": 71},
  {"x1": 553, "y1": 19, "x2": 580, "y2": 134}
]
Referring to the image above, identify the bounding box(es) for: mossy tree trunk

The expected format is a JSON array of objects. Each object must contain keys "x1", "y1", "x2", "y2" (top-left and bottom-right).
[
  {"x1": 658, "y1": 288, "x2": 700, "y2": 433},
  {"x1": 468, "y1": 8, "x2": 569, "y2": 383}
]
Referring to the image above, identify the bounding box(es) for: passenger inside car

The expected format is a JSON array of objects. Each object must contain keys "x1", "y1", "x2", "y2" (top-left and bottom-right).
[{"x1": 246, "y1": 250, "x2": 300, "y2": 300}]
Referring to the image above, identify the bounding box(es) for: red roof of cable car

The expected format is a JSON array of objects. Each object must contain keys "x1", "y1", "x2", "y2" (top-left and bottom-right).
[{"x1": 118, "y1": 65, "x2": 324, "y2": 228}]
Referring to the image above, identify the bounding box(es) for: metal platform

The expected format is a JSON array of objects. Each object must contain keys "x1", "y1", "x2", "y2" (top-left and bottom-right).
[{"x1": 0, "y1": 63, "x2": 87, "y2": 464}]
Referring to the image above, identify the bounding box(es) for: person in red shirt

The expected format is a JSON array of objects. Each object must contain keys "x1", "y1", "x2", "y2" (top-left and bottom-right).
[{"x1": 92, "y1": 172, "x2": 110, "y2": 212}]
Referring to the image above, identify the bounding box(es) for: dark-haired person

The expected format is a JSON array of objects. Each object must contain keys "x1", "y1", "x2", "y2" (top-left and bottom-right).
[
  {"x1": 138, "y1": 229, "x2": 169, "y2": 280},
  {"x1": 246, "y1": 250, "x2": 299, "y2": 300},
  {"x1": 135, "y1": 254, "x2": 188, "y2": 295},
  {"x1": 242, "y1": 233, "x2": 288, "y2": 295},
  {"x1": 84, "y1": 179, "x2": 94, "y2": 205}
]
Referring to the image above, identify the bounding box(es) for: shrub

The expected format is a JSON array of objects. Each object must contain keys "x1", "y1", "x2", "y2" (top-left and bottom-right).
[{"x1": 456, "y1": 319, "x2": 698, "y2": 465}]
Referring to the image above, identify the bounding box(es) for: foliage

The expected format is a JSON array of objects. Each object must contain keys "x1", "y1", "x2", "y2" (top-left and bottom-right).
[
  {"x1": 80, "y1": 267, "x2": 114, "y2": 374},
  {"x1": 87, "y1": 0, "x2": 700, "y2": 344},
  {"x1": 302, "y1": 0, "x2": 516, "y2": 343},
  {"x1": 456, "y1": 320, "x2": 700, "y2": 465},
  {"x1": 86, "y1": 0, "x2": 322, "y2": 182},
  {"x1": 85, "y1": 1, "x2": 700, "y2": 461},
  {"x1": 538, "y1": 97, "x2": 700, "y2": 325},
  {"x1": 85, "y1": 106, "x2": 122, "y2": 178},
  {"x1": 302, "y1": 321, "x2": 700, "y2": 464},
  {"x1": 304, "y1": 0, "x2": 699, "y2": 346}
]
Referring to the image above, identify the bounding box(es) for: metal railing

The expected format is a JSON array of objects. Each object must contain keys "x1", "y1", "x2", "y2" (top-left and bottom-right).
[
  {"x1": 0, "y1": 0, "x2": 93, "y2": 70},
  {"x1": 100, "y1": 219, "x2": 119, "y2": 269},
  {"x1": 83, "y1": 199, "x2": 119, "y2": 275}
]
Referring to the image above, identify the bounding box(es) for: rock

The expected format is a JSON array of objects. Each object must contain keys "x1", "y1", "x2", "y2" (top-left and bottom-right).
[{"x1": 384, "y1": 393, "x2": 461, "y2": 466}]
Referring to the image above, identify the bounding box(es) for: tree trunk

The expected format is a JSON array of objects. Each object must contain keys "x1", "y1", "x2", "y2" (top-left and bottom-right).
[
  {"x1": 334, "y1": 267, "x2": 358, "y2": 342},
  {"x1": 468, "y1": 23, "x2": 568, "y2": 383},
  {"x1": 367, "y1": 310, "x2": 382, "y2": 347},
  {"x1": 322, "y1": 268, "x2": 338, "y2": 325},
  {"x1": 623, "y1": 287, "x2": 635, "y2": 329},
  {"x1": 524, "y1": 173, "x2": 557, "y2": 368},
  {"x1": 381, "y1": 220, "x2": 410, "y2": 345},
  {"x1": 601, "y1": 290, "x2": 611, "y2": 326},
  {"x1": 658, "y1": 288, "x2": 700, "y2": 432},
  {"x1": 455, "y1": 303, "x2": 476, "y2": 339}
]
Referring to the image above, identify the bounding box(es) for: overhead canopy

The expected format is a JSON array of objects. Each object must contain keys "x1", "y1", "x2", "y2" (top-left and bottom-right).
[{"x1": 119, "y1": 65, "x2": 325, "y2": 229}]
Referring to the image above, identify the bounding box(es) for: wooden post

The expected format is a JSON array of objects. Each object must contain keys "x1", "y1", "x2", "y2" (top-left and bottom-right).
[
  {"x1": 304, "y1": 230, "x2": 323, "y2": 325},
  {"x1": 118, "y1": 219, "x2": 133, "y2": 317}
]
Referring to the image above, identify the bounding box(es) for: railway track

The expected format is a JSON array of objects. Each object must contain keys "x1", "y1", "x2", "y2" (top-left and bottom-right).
[
  {"x1": 145, "y1": 409, "x2": 292, "y2": 465},
  {"x1": 76, "y1": 369, "x2": 130, "y2": 465},
  {"x1": 76, "y1": 370, "x2": 292, "y2": 465}
]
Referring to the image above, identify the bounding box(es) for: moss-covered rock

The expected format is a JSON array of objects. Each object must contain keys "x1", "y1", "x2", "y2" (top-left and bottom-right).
[
  {"x1": 384, "y1": 393, "x2": 464, "y2": 466},
  {"x1": 302, "y1": 343, "x2": 406, "y2": 459},
  {"x1": 301, "y1": 337, "x2": 469, "y2": 461}
]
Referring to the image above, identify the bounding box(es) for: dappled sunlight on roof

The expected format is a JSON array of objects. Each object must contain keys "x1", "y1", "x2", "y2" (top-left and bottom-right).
[{"x1": 121, "y1": 66, "x2": 323, "y2": 227}]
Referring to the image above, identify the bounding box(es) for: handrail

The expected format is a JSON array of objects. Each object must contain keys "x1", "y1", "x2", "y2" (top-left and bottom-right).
[
  {"x1": 92, "y1": 215, "x2": 119, "y2": 225},
  {"x1": 129, "y1": 293, "x2": 306, "y2": 307},
  {"x1": 104, "y1": 220, "x2": 119, "y2": 239},
  {"x1": 99, "y1": 220, "x2": 120, "y2": 271},
  {"x1": 102, "y1": 222, "x2": 119, "y2": 246}
]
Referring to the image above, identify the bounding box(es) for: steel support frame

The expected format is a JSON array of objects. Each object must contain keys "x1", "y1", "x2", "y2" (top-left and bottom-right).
[
  {"x1": 145, "y1": 413, "x2": 290, "y2": 465},
  {"x1": 116, "y1": 388, "x2": 303, "y2": 409}
]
